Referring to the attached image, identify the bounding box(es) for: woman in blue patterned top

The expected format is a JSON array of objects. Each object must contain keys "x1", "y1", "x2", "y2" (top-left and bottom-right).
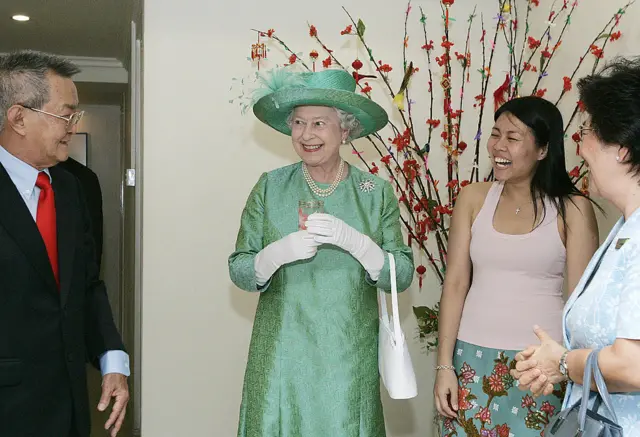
[{"x1": 511, "y1": 57, "x2": 640, "y2": 437}]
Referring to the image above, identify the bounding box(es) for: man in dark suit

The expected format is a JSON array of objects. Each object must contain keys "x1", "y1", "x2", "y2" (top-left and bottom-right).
[
  {"x1": 0, "y1": 50, "x2": 129, "y2": 437},
  {"x1": 58, "y1": 156, "x2": 104, "y2": 270}
]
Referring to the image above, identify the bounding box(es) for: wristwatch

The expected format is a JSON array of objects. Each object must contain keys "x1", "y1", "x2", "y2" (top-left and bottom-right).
[{"x1": 559, "y1": 350, "x2": 570, "y2": 379}]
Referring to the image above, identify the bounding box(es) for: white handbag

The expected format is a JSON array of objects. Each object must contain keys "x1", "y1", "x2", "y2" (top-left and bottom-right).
[{"x1": 378, "y1": 252, "x2": 418, "y2": 399}]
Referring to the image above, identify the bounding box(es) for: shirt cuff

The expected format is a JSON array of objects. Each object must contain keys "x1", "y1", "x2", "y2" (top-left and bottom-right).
[{"x1": 99, "y1": 350, "x2": 131, "y2": 377}]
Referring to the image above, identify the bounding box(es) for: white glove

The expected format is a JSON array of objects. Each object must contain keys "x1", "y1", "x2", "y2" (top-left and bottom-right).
[
  {"x1": 305, "y1": 213, "x2": 385, "y2": 280},
  {"x1": 254, "y1": 230, "x2": 321, "y2": 286}
]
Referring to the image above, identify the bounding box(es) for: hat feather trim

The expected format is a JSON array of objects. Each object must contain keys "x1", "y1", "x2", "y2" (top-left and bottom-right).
[{"x1": 251, "y1": 68, "x2": 307, "y2": 106}]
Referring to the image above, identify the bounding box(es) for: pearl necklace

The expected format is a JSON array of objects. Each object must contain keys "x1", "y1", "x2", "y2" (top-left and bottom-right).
[{"x1": 302, "y1": 160, "x2": 345, "y2": 198}]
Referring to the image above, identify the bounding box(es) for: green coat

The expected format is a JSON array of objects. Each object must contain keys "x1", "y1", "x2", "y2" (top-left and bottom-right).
[{"x1": 229, "y1": 162, "x2": 414, "y2": 437}]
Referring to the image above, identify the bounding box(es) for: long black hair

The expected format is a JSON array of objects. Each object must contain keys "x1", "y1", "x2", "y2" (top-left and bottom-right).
[{"x1": 494, "y1": 96, "x2": 597, "y2": 229}]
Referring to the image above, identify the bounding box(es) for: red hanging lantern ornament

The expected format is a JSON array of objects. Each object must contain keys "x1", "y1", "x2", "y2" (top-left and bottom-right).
[
  {"x1": 416, "y1": 264, "x2": 427, "y2": 289},
  {"x1": 572, "y1": 131, "x2": 581, "y2": 155},
  {"x1": 251, "y1": 31, "x2": 267, "y2": 70},
  {"x1": 310, "y1": 50, "x2": 319, "y2": 71}
]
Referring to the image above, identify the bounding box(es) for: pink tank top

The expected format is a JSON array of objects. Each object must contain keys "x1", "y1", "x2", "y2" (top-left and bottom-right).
[{"x1": 457, "y1": 182, "x2": 566, "y2": 350}]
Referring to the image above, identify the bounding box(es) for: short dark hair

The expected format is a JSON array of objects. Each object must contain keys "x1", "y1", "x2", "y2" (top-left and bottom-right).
[
  {"x1": 0, "y1": 50, "x2": 80, "y2": 131},
  {"x1": 578, "y1": 56, "x2": 640, "y2": 177}
]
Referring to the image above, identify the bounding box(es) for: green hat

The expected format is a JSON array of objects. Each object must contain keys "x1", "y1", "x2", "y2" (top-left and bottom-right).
[{"x1": 252, "y1": 68, "x2": 388, "y2": 139}]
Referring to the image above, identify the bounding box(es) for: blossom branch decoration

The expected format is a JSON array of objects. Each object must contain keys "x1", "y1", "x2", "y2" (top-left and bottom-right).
[{"x1": 241, "y1": 0, "x2": 634, "y2": 351}]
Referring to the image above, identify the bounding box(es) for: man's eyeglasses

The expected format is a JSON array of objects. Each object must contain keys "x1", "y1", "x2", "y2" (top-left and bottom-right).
[{"x1": 21, "y1": 105, "x2": 84, "y2": 129}]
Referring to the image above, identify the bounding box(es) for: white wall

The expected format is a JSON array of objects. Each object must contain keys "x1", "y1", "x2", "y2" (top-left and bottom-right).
[{"x1": 141, "y1": 0, "x2": 639, "y2": 436}]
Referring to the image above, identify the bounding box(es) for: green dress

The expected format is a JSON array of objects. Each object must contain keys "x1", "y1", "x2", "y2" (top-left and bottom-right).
[{"x1": 229, "y1": 162, "x2": 414, "y2": 437}]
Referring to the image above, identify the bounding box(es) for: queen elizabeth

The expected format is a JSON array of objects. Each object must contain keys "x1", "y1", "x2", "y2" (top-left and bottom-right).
[{"x1": 229, "y1": 68, "x2": 414, "y2": 437}]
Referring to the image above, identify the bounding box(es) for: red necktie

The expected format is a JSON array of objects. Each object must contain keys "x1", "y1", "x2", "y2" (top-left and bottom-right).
[{"x1": 35, "y1": 172, "x2": 59, "y2": 288}]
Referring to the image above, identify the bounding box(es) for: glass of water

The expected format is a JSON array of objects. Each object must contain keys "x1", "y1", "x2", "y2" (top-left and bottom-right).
[{"x1": 298, "y1": 200, "x2": 324, "y2": 230}]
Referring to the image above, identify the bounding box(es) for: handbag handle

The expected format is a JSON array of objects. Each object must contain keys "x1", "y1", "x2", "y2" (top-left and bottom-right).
[
  {"x1": 591, "y1": 350, "x2": 619, "y2": 423},
  {"x1": 378, "y1": 253, "x2": 402, "y2": 343},
  {"x1": 578, "y1": 350, "x2": 619, "y2": 431}
]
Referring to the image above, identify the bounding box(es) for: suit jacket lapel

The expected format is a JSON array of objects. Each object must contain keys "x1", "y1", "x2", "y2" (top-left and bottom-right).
[
  {"x1": 51, "y1": 166, "x2": 76, "y2": 308},
  {"x1": 0, "y1": 163, "x2": 57, "y2": 291}
]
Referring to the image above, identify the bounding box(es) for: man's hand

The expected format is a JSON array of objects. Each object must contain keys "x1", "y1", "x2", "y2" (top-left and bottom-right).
[{"x1": 98, "y1": 373, "x2": 130, "y2": 437}]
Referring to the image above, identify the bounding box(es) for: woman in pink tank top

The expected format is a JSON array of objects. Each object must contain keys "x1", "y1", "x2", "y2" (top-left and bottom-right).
[{"x1": 434, "y1": 96, "x2": 600, "y2": 437}]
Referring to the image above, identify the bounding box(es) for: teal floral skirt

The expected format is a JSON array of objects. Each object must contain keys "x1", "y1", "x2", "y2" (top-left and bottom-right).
[{"x1": 441, "y1": 339, "x2": 566, "y2": 437}]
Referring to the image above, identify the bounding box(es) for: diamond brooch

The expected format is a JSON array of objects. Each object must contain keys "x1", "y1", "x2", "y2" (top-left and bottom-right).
[{"x1": 359, "y1": 179, "x2": 376, "y2": 193}]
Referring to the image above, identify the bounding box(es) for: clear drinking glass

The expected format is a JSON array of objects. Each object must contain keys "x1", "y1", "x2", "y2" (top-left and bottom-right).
[{"x1": 298, "y1": 200, "x2": 324, "y2": 230}]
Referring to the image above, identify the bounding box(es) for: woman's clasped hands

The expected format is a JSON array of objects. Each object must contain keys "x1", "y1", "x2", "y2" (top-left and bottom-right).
[
  {"x1": 306, "y1": 213, "x2": 385, "y2": 279},
  {"x1": 510, "y1": 325, "x2": 569, "y2": 398}
]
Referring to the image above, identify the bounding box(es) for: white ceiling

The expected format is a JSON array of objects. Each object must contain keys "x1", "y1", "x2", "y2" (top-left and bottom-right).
[{"x1": 0, "y1": 0, "x2": 138, "y2": 61}]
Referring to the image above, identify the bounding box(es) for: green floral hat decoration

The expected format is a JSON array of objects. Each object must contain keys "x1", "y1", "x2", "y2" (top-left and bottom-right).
[{"x1": 252, "y1": 68, "x2": 388, "y2": 139}]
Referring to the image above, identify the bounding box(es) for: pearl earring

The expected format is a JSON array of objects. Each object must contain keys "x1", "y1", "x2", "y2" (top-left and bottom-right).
[
  {"x1": 616, "y1": 156, "x2": 620, "y2": 162},
  {"x1": 342, "y1": 139, "x2": 346, "y2": 144}
]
